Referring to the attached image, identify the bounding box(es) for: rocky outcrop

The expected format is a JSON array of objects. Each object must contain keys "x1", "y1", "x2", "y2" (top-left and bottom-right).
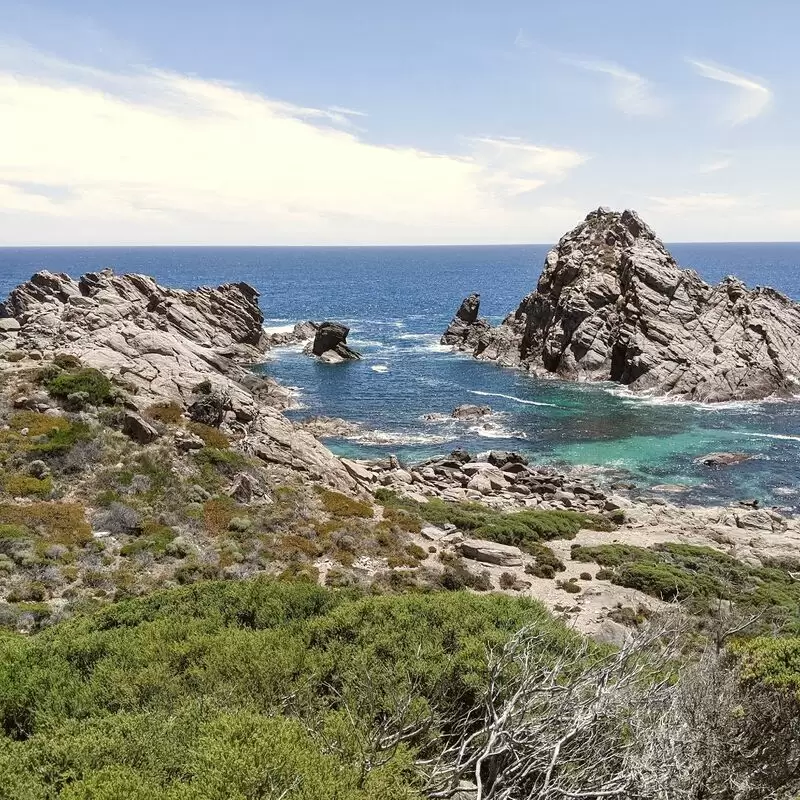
[
  {"x1": 442, "y1": 208, "x2": 800, "y2": 402},
  {"x1": 441, "y1": 293, "x2": 489, "y2": 348},
  {"x1": 0, "y1": 269, "x2": 358, "y2": 492},
  {"x1": 695, "y1": 452, "x2": 753, "y2": 467},
  {"x1": 267, "y1": 321, "x2": 318, "y2": 347},
  {"x1": 460, "y1": 538, "x2": 524, "y2": 567},
  {"x1": 451, "y1": 404, "x2": 492, "y2": 420},
  {"x1": 305, "y1": 322, "x2": 362, "y2": 364}
]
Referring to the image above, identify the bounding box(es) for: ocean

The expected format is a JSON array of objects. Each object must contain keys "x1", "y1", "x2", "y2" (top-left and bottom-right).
[{"x1": 1, "y1": 243, "x2": 799, "y2": 510}]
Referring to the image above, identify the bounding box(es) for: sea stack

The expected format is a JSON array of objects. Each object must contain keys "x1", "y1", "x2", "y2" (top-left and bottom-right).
[
  {"x1": 306, "y1": 322, "x2": 362, "y2": 364},
  {"x1": 442, "y1": 208, "x2": 800, "y2": 402}
]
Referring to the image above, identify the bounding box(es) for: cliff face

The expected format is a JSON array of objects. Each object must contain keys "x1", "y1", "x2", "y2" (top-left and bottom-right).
[{"x1": 443, "y1": 208, "x2": 800, "y2": 402}]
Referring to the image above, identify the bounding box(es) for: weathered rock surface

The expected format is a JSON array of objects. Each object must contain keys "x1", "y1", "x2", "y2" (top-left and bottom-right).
[
  {"x1": 0, "y1": 269, "x2": 358, "y2": 492},
  {"x1": 305, "y1": 322, "x2": 361, "y2": 363},
  {"x1": 442, "y1": 208, "x2": 800, "y2": 402},
  {"x1": 451, "y1": 404, "x2": 492, "y2": 420},
  {"x1": 266, "y1": 320, "x2": 318, "y2": 347},
  {"x1": 122, "y1": 411, "x2": 160, "y2": 445},
  {"x1": 694, "y1": 452, "x2": 753, "y2": 467},
  {"x1": 460, "y1": 538, "x2": 524, "y2": 567}
]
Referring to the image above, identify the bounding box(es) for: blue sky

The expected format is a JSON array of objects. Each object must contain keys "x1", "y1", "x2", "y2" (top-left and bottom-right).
[{"x1": 0, "y1": 0, "x2": 797, "y2": 244}]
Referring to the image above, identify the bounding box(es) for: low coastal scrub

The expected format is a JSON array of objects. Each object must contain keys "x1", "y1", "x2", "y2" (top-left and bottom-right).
[
  {"x1": 0, "y1": 578, "x2": 797, "y2": 799},
  {"x1": 44, "y1": 366, "x2": 115, "y2": 407},
  {"x1": 375, "y1": 490, "x2": 617, "y2": 548},
  {"x1": 0, "y1": 579, "x2": 568, "y2": 798},
  {"x1": 572, "y1": 542, "x2": 800, "y2": 626}
]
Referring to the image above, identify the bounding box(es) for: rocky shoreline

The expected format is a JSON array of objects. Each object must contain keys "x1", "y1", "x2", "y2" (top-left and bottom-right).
[{"x1": 1, "y1": 266, "x2": 798, "y2": 639}]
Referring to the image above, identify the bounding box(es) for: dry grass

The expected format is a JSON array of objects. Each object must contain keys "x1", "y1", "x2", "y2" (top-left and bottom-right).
[{"x1": 0, "y1": 502, "x2": 91, "y2": 547}]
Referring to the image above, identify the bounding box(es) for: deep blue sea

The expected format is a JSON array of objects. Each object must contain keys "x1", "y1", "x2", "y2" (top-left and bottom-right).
[{"x1": 1, "y1": 243, "x2": 799, "y2": 510}]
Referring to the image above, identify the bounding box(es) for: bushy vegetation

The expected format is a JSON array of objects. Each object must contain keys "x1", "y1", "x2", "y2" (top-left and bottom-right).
[
  {"x1": 0, "y1": 579, "x2": 572, "y2": 798},
  {"x1": 572, "y1": 542, "x2": 800, "y2": 625},
  {"x1": 733, "y1": 636, "x2": 800, "y2": 694},
  {"x1": 187, "y1": 422, "x2": 230, "y2": 449},
  {"x1": 145, "y1": 400, "x2": 184, "y2": 425},
  {"x1": 45, "y1": 367, "x2": 114, "y2": 406},
  {"x1": 322, "y1": 488, "x2": 374, "y2": 518},
  {"x1": 375, "y1": 490, "x2": 617, "y2": 551},
  {"x1": 524, "y1": 542, "x2": 566, "y2": 579}
]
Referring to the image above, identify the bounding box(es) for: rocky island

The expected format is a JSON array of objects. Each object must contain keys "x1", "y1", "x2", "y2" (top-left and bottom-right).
[{"x1": 443, "y1": 208, "x2": 800, "y2": 402}]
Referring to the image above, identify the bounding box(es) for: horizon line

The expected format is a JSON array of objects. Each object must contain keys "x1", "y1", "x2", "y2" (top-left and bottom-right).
[{"x1": 1, "y1": 240, "x2": 800, "y2": 249}]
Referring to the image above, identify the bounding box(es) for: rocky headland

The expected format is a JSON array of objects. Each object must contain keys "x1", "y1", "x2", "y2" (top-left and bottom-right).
[
  {"x1": 0, "y1": 269, "x2": 358, "y2": 492},
  {"x1": 443, "y1": 208, "x2": 800, "y2": 402}
]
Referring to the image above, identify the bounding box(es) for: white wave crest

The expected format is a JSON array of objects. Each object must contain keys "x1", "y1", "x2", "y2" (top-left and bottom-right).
[
  {"x1": 350, "y1": 429, "x2": 453, "y2": 446},
  {"x1": 738, "y1": 431, "x2": 800, "y2": 443},
  {"x1": 604, "y1": 385, "x2": 784, "y2": 411},
  {"x1": 263, "y1": 322, "x2": 296, "y2": 335},
  {"x1": 468, "y1": 422, "x2": 528, "y2": 440},
  {"x1": 396, "y1": 332, "x2": 438, "y2": 340},
  {"x1": 468, "y1": 390, "x2": 559, "y2": 408}
]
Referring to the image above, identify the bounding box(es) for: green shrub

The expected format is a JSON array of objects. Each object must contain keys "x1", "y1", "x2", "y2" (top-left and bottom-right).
[
  {"x1": 376, "y1": 491, "x2": 616, "y2": 548},
  {"x1": 526, "y1": 542, "x2": 565, "y2": 575},
  {"x1": 145, "y1": 401, "x2": 184, "y2": 425},
  {"x1": 188, "y1": 422, "x2": 230, "y2": 449},
  {"x1": 0, "y1": 502, "x2": 90, "y2": 547},
  {"x1": 46, "y1": 368, "x2": 113, "y2": 406},
  {"x1": 320, "y1": 489, "x2": 373, "y2": 519},
  {"x1": 499, "y1": 572, "x2": 517, "y2": 590},
  {"x1": 53, "y1": 353, "x2": 83, "y2": 370},
  {"x1": 7, "y1": 581, "x2": 47, "y2": 602},
  {"x1": 438, "y1": 559, "x2": 492, "y2": 592},
  {"x1": 193, "y1": 447, "x2": 247, "y2": 476},
  {"x1": 120, "y1": 524, "x2": 176, "y2": 559},
  {"x1": 732, "y1": 637, "x2": 800, "y2": 694},
  {"x1": 570, "y1": 543, "x2": 654, "y2": 568},
  {"x1": 3, "y1": 473, "x2": 52, "y2": 498}
]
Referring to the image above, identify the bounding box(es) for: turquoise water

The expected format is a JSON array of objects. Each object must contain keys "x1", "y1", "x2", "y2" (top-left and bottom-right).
[{"x1": 1, "y1": 243, "x2": 799, "y2": 509}]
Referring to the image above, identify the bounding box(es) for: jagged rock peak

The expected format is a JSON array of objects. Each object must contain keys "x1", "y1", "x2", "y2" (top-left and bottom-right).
[
  {"x1": 442, "y1": 209, "x2": 800, "y2": 403},
  {"x1": 1, "y1": 268, "x2": 266, "y2": 350}
]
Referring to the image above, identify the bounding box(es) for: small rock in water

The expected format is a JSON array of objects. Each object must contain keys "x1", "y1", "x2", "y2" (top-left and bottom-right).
[
  {"x1": 306, "y1": 322, "x2": 361, "y2": 363},
  {"x1": 695, "y1": 452, "x2": 753, "y2": 467},
  {"x1": 451, "y1": 404, "x2": 491, "y2": 420}
]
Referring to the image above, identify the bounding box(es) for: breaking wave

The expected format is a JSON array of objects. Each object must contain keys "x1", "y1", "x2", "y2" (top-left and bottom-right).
[{"x1": 468, "y1": 390, "x2": 560, "y2": 408}]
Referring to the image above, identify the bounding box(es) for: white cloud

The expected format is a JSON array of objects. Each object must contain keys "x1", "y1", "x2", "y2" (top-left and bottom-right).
[
  {"x1": 698, "y1": 158, "x2": 732, "y2": 174},
  {"x1": 688, "y1": 59, "x2": 772, "y2": 125},
  {"x1": 0, "y1": 46, "x2": 588, "y2": 245},
  {"x1": 568, "y1": 60, "x2": 665, "y2": 117},
  {"x1": 646, "y1": 193, "x2": 749, "y2": 213},
  {"x1": 469, "y1": 137, "x2": 588, "y2": 196}
]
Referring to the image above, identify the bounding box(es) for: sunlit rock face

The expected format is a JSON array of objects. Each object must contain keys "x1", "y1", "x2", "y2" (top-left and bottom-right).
[{"x1": 442, "y1": 208, "x2": 800, "y2": 402}]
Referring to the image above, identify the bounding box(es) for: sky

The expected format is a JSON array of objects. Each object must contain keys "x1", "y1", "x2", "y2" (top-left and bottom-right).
[{"x1": 0, "y1": 0, "x2": 798, "y2": 245}]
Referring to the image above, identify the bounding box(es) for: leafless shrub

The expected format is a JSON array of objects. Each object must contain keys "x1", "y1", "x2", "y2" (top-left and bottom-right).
[
  {"x1": 93, "y1": 501, "x2": 141, "y2": 535},
  {"x1": 419, "y1": 614, "x2": 800, "y2": 800}
]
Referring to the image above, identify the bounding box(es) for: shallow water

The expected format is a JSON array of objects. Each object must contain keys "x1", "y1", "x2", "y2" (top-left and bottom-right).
[{"x1": 1, "y1": 242, "x2": 799, "y2": 510}]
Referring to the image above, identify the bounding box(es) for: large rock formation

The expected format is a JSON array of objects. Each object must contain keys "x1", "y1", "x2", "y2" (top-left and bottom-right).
[
  {"x1": 442, "y1": 208, "x2": 800, "y2": 402},
  {"x1": 305, "y1": 322, "x2": 362, "y2": 364},
  {"x1": 0, "y1": 269, "x2": 358, "y2": 491}
]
